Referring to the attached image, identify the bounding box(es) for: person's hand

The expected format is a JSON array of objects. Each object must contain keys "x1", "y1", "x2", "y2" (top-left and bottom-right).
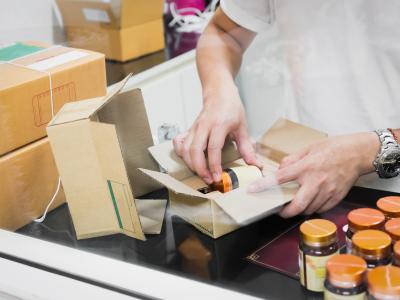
[
  {"x1": 173, "y1": 84, "x2": 262, "y2": 184},
  {"x1": 248, "y1": 132, "x2": 380, "y2": 218}
]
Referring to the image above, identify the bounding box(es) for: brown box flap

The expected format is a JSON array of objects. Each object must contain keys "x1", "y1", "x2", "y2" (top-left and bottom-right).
[
  {"x1": 257, "y1": 118, "x2": 327, "y2": 162},
  {"x1": 49, "y1": 74, "x2": 131, "y2": 126}
]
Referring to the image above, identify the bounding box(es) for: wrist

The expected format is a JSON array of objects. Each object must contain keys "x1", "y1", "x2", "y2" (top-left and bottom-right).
[
  {"x1": 357, "y1": 132, "x2": 381, "y2": 175},
  {"x1": 202, "y1": 75, "x2": 237, "y2": 104}
]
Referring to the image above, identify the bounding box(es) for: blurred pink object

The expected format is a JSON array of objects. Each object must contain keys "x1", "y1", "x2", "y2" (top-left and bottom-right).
[{"x1": 166, "y1": 0, "x2": 205, "y2": 15}]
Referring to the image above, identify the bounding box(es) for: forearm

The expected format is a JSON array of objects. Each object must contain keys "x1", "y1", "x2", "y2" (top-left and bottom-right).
[{"x1": 196, "y1": 9, "x2": 255, "y2": 103}]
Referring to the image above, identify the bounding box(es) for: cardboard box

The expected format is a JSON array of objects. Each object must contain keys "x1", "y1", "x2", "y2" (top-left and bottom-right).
[
  {"x1": 0, "y1": 41, "x2": 107, "y2": 156},
  {"x1": 65, "y1": 19, "x2": 165, "y2": 62},
  {"x1": 140, "y1": 119, "x2": 327, "y2": 239},
  {"x1": 56, "y1": 0, "x2": 164, "y2": 29},
  {"x1": 57, "y1": 0, "x2": 165, "y2": 62},
  {"x1": 47, "y1": 75, "x2": 164, "y2": 240},
  {"x1": 0, "y1": 138, "x2": 66, "y2": 231}
]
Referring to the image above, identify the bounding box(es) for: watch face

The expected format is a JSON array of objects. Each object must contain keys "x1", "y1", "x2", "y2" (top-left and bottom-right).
[{"x1": 379, "y1": 148, "x2": 400, "y2": 178}]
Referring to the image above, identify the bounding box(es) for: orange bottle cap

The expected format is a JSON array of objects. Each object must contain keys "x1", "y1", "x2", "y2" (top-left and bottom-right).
[
  {"x1": 300, "y1": 219, "x2": 337, "y2": 247},
  {"x1": 368, "y1": 266, "x2": 400, "y2": 297},
  {"x1": 385, "y1": 218, "x2": 400, "y2": 241},
  {"x1": 326, "y1": 254, "x2": 367, "y2": 288},
  {"x1": 377, "y1": 196, "x2": 400, "y2": 218},
  {"x1": 352, "y1": 230, "x2": 391, "y2": 259},
  {"x1": 347, "y1": 208, "x2": 385, "y2": 231}
]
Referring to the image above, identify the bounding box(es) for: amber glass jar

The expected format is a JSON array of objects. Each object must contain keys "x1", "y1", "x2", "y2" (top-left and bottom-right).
[
  {"x1": 210, "y1": 166, "x2": 262, "y2": 193},
  {"x1": 299, "y1": 219, "x2": 339, "y2": 293},
  {"x1": 368, "y1": 266, "x2": 400, "y2": 300},
  {"x1": 394, "y1": 241, "x2": 400, "y2": 267},
  {"x1": 352, "y1": 230, "x2": 392, "y2": 269},
  {"x1": 384, "y1": 218, "x2": 400, "y2": 243},
  {"x1": 377, "y1": 196, "x2": 400, "y2": 219},
  {"x1": 324, "y1": 254, "x2": 367, "y2": 299},
  {"x1": 346, "y1": 208, "x2": 385, "y2": 253}
]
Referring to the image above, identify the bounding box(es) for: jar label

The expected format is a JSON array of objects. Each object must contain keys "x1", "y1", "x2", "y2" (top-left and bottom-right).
[
  {"x1": 324, "y1": 289, "x2": 366, "y2": 300},
  {"x1": 299, "y1": 248, "x2": 339, "y2": 292}
]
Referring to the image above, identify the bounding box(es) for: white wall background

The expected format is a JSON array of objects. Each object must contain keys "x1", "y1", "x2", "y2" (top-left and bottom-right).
[{"x1": 0, "y1": 0, "x2": 62, "y2": 45}]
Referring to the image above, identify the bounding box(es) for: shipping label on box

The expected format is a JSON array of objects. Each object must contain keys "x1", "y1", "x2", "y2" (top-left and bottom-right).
[
  {"x1": 47, "y1": 75, "x2": 164, "y2": 240},
  {"x1": 141, "y1": 119, "x2": 327, "y2": 239}
]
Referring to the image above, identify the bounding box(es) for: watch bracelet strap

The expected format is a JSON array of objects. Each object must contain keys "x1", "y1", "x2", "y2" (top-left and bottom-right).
[{"x1": 374, "y1": 129, "x2": 400, "y2": 177}]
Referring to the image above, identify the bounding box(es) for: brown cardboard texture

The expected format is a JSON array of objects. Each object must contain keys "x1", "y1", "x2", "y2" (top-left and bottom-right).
[
  {"x1": 0, "y1": 138, "x2": 66, "y2": 231},
  {"x1": 0, "y1": 42, "x2": 106, "y2": 156},
  {"x1": 56, "y1": 0, "x2": 165, "y2": 62},
  {"x1": 56, "y1": 0, "x2": 164, "y2": 29},
  {"x1": 64, "y1": 19, "x2": 165, "y2": 62},
  {"x1": 141, "y1": 119, "x2": 327, "y2": 239},
  {"x1": 47, "y1": 74, "x2": 162, "y2": 240}
]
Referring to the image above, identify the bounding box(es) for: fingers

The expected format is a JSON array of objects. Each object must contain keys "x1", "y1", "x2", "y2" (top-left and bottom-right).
[
  {"x1": 208, "y1": 127, "x2": 229, "y2": 182},
  {"x1": 279, "y1": 148, "x2": 310, "y2": 169},
  {"x1": 190, "y1": 127, "x2": 212, "y2": 183},
  {"x1": 173, "y1": 132, "x2": 188, "y2": 157},
  {"x1": 247, "y1": 176, "x2": 278, "y2": 193},
  {"x1": 279, "y1": 183, "x2": 319, "y2": 218},
  {"x1": 316, "y1": 191, "x2": 347, "y2": 213},
  {"x1": 182, "y1": 132, "x2": 194, "y2": 171},
  {"x1": 235, "y1": 126, "x2": 263, "y2": 169},
  {"x1": 248, "y1": 160, "x2": 304, "y2": 193},
  {"x1": 303, "y1": 189, "x2": 329, "y2": 215}
]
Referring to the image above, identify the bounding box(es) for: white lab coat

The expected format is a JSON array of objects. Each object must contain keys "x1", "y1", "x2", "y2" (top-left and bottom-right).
[{"x1": 221, "y1": 0, "x2": 400, "y2": 192}]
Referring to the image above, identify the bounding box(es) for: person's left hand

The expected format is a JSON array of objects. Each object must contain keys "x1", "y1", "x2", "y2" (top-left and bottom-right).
[{"x1": 248, "y1": 132, "x2": 380, "y2": 218}]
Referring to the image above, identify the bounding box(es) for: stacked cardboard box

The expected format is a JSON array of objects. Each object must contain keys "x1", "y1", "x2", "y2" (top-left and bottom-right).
[
  {"x1": 57, "y1": 0, "x2": 165, "y2": 62},
  {"x1": 0, "y1": 41, "x2": 107, "y2": 230}
]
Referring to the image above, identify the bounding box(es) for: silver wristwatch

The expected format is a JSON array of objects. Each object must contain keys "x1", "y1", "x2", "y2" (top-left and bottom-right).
[{"x1": 373, "y1": 129, "x2": 400, "y2": 178}]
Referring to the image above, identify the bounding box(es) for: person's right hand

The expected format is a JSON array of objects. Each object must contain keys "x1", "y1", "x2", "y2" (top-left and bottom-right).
[{"x1": 173, "y1": 84, "x2": 262, "y2": 184}]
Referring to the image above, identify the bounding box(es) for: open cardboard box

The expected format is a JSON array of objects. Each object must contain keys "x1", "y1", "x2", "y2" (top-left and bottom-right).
[
  {"x1": 141, "y1": 119, "x2": 327, "y2": 239},
  {"x1": 47, "y1": 75, "x2": 165, "y2": 240}
]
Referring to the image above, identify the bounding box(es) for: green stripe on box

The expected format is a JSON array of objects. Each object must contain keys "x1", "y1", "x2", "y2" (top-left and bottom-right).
[
  {"x1": 0, "y1": 42, "x2": 45, "y2": 61},
  {"x1": 107, "y1": 180, "x2": 123, "y2": 230}
]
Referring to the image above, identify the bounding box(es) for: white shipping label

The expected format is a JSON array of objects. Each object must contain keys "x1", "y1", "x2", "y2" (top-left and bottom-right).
[
  {"x1": 82, "y1": 8, "x2": 111, "y2": 23},
  {"x1": 27, "y1": 50, "x2": 89, "y2": 71}
]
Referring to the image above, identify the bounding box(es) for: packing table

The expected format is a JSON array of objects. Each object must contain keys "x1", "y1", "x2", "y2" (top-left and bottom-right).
[{"x1": 16, "y1": 186, "x2": 400, "y2": 299}]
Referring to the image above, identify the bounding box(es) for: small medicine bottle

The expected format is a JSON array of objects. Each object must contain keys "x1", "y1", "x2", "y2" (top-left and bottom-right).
[
  {"x1": 384, "y1": 218, "x2": 400, "y2": 244},
  {"x1": 352, "y1": 230, "x2": 392, "y2": 269},
  {"x1": 377, "y1": 196, "x2": 400, "y2": 220},
  {"x1": 324, "y1": 254, "x2": 367, "y2": 300},
  {"x1": 209, "y1": 166, "x2": 263, "y2": 193},
  {"x1": 299, "y1": 219, "x2": 339, "y2": 293},
  {"x1": 367, "y1": 266, "x2": 400, "y2": 300},
  {"x1": 346, "y1": 208, "x2": 385, "y2": 253}
]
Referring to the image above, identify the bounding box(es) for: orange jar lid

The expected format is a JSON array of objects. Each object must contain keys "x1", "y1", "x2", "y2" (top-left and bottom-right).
[
  {"x1": 377, "y1": 196, "x2": 400, "y2": 218},
  {"x1": 300, "y1": 219, "x2": 337, "y2": 247},
  {"x1": 385, "y1": 218, "x2": 400, "y2": 241},
  {"x1": 368, "y1": 266, "x2": 400, "y2": 297},
  {"x1": 326, "y1": 254, "x2": 367, "y2": 288},
  {"x1": 211, "y1": 172, "x2": 233, "y2": 193},
  {"x1": 352, "y1": 230, "x2": 391, "y2": 259},
  {"x1": 347, "y1": 208, "x2": 385, "y2": 231}
]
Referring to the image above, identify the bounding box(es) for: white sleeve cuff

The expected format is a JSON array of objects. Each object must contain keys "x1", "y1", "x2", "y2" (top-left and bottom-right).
[{"x1": 220, "y1": 0, "x2": 271, "y2": 33}]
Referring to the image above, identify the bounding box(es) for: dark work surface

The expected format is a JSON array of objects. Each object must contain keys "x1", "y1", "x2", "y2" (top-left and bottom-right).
[{"x1": 18, "y1": 186, "x2": 400, "y2": 300}]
